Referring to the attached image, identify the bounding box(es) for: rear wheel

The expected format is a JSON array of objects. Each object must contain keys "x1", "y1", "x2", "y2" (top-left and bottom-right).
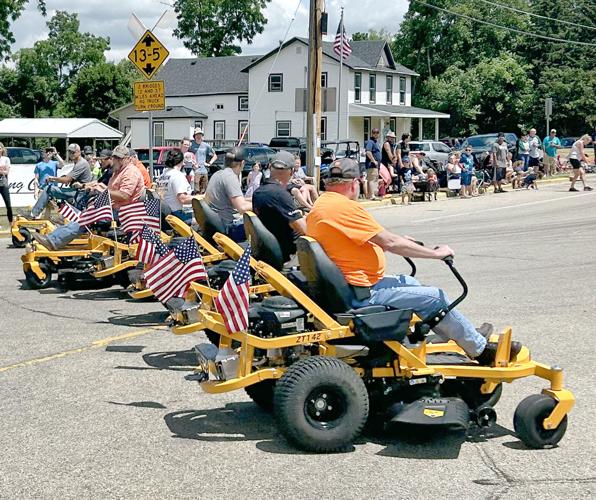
[
  {"x1": 24, "y1": 260, "x2": 53, "y2": 289},
  {"x1": 514, "y1": 394, "x2": 568, "y2": 449},
  {"x1": 274, "y1": 356, "x2": 369, "y2": 452},
  {"x1": 12, "y1": 227, "x2": 32, "y2": 248}
]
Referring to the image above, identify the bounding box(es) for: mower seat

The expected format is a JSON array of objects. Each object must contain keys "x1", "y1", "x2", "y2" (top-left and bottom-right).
[
  {"x1": 192, "y1": 198, "x2": 225, "y2": 244},
  {"x1": 243, "y1": 212, "x2": 284, "y2": 271},
  {"x1": 296, "y1": 237, "x2": 412, "y2": 344}
]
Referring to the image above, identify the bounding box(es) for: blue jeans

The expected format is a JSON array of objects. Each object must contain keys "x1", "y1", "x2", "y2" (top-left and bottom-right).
[
  {"x1": 355, "y1": 275, "x2": 486, "y2": 357},
  {"x1": 518, "y1": 154, "x2": 530, "y2": 171},
  {"x1": 46, "y1": 221, "x2": 85, "y2": 249},
  {"x1": 226, "y1": 219, "x2": 246, "y2": 243},
  {"x1": 171, "y1": 209, "x2": 193, "y2": 225},
  {"x1": 32, "y1": 185, "x2": 78, "y2": 217}
]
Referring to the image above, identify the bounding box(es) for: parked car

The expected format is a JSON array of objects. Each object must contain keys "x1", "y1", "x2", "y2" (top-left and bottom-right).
[
  {"x1": 440, "y1": 137, "x2": 464, "y2": 149},
  {"x1": 6, "y1": 147, "x2": 41, "y2": 165},
  {"x1": 409, "y1": 140, "x2": 452, "y2": 166},
  {"x1": 560, "y1": 137, "x2": 578, "y2": 148},
  {"x1": 208, "y1": 144, "x2": 278, "y2": 179},
  {"x1": 460, "y1": 133, "x2": 518, "y2": 162},
  {"x1": 136, "y1": 146, "x2": 180, "y2": 177},
  {"x1": 269, "y1": 136, "x2": 307, "y2": 165}
]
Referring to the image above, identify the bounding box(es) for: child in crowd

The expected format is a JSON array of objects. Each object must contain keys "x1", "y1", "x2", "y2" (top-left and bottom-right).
[
  {"x1": 523, "y1": 167, "x2": 538, "y2": 189},
  {"x1": 505, "y1": 152, "x2": 515, "y2": 185},
  {"x1": 426, "y1": 167, "x2": 439, "y2": 201},
  {"x1": 244, "y1": 162, "x2": 262, "y2": 199},
  {"x1": 399, "y1": 157, "x2": 415, "y2": 205}
]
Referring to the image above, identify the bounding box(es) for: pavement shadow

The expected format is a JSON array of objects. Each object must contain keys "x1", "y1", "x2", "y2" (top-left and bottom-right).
[
  {"x1": 107, "y1": 310, "x2": 168, "y2": 327},
  {"x1": 64, "y1": 288, "x2": 128, "y2": 301},
  {"x1": 109, "y1": 401, "x2": 167, "y2": 409},
  {"x1": 142, "y1": 349, "x2": 197, "y2": 371}
]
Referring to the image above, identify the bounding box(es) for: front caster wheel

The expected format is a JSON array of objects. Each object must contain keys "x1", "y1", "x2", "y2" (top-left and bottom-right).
[
  {"x1": 24, "y1": 260, "x2": 53, "y2": 289},
  {"x1": 513, "y1": 394, "x2": 568, "y2": 449},
  {"x1": 12, "y1": 227, "x2": 32, "y2": 248},
  {"x1": 273, "y1": 356, "x2": 369, "y2": 452}
]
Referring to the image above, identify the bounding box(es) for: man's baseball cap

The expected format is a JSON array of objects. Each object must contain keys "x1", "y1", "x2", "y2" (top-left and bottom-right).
[
  {"x1": 270, "y1": 151, "x2": 295, "y2": 170},
  {"x1": 193, "y1": 127, "x2": 204, "y2": 136},
  {"x1": 327, "y1": 157, "x2": 360, "y2": 180},
  {"x1": 98, "y1": 148, "x2": 112, "y2": 159},
  {"x1": 83, "y1": 145, "x2": 94, "y2": 155},
  {"x1": 112, "y1": 145, "x2": 129, "y2": 159},
  {"x1": 224, "y1": 147, "x2": 244, "y2": 167},
  {"x1": 68, "y1": 143, "x2": 80, "y2": 152}
]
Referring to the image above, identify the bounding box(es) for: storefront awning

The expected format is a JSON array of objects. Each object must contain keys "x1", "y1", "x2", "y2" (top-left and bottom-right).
[{"x1": 349, "y1": 104, "x2": 450, "y2": 119}]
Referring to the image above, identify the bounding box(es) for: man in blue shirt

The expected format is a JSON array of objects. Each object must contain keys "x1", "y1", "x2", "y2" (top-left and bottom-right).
[
  {"x1": 34, "y1": 148, "x2": 58, "y2": 199},
  {"x1": 190, "y1": 127, "x2": 217, "y2": 195},
  {"x1": 543, "y1": 129, "x2": 562, "y2": 177},
  {"x1": 365, "y1": 128, "x2": 382, "y2": 200}
]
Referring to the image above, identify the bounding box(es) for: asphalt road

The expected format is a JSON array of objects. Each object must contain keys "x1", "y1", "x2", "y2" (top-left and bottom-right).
[{"x1": 1, "y1": 181, "x2": 595, "y2": 499}]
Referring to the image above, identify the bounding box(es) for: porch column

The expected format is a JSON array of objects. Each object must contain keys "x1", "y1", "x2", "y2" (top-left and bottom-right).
[
  {"x1": 435, "y1": 118, "x2": 439, "y2": 141},
  {"x1": 418, "y1": 118, "x2": 423, "y2": 140}
]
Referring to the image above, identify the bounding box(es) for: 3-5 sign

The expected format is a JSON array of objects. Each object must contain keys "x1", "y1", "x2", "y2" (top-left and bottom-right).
[{"x1": 128, "y1": 30, "x2": 169, "y2": 79}]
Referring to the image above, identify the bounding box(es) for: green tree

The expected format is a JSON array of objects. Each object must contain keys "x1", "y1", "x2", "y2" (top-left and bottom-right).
[
  {"x1": 173, "y1": 0, "x2": 271, "y2": 56},
  {"x1": 0, "y1": 1, "x2": 46, "y2": 60},
  {"x1": 12, "y1": 11, "x2": 109, "y2": 117},
  {"x1": 0, "y1": 66, "x2": 20, "y2": 117},
  {"x1": 351, "y1": 29, "x2": 392, "y2": 42},
  {"x1": 57, "y1": 61, "x2": 135, "y2": 121}
]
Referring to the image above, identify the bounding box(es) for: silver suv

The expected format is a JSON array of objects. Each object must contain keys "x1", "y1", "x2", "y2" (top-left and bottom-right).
[{"x1": 408, "y1": 141, "x2": 452, "y2": 165}]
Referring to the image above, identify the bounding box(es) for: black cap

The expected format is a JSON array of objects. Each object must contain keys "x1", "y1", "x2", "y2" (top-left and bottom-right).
[
  {"x1": 225, "y1": 147, "x2": 244, "y2": 167},
  {"x1": 98, "y1": 148, "x2": 112, "y2": 159},
  {"x1": 497, "y1": 132, "x2": 505, "y2": 138},
  {"x1": 83, "y1": 145, "x2": 94, "y2": 155}
]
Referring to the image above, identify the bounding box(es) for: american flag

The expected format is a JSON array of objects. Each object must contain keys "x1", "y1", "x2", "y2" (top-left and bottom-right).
[
  {"x1": 136, "y1": 224, "x2": 169, "y2": 265},
  {"x1": 214, "y1": 246, "x2": 251, "y2": 333},
  {"x1": 144, "y1": 236, "x2": 207, "y2": 303},
  {"x1": 119, "y1": 199, "x2": 161, "y2": 238},
  {"x1": 58, "y1": 202, "x2": 80, "y2": 223},
  {"x1": 77, "y1": 189, "x2": 113, "y2": 227},
  {"x1": 333, "y1": 21, "x2": 352, "y2": 60}
]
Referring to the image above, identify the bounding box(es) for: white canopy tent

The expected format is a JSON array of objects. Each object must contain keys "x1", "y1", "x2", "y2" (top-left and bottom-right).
[{"x1": 0, "y1": 118, "x2": 122, "y2": 154}]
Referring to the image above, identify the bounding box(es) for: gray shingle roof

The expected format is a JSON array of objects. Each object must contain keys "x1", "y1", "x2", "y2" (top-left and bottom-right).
[
  {"x1": 242, "y1": 37, "x2": 418, "y2": 76},
  {"x1": 127, "y1": 105, "x2": 208, "y2": 120},
  {"x1": 157, "y1": 55, "x2": 262, "y2": 97}
]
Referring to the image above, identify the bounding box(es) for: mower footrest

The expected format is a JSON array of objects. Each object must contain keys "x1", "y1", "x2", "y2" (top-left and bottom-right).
[{"x1": 389, "y1": 397, "x2": 470, "y2": 429}]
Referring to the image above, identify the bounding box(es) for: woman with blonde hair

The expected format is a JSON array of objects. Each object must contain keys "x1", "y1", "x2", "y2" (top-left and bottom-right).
[
  {"x1": 568, "y1": 134, "x2": 593, "y2": 192},
  {"x1": 0, "y1": 142, "x2": 13, "y2": 226}
]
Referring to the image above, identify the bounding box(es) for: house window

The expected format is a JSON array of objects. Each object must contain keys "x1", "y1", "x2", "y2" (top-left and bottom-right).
[
  {"x1": 354, "y1": 72, "x2": 361, "y2": 102},
  {"x1": 320, "y1": 117, "x2": 327, "y2": 141},
  {"x1": 214, "y1": 120, "x2": 225, "y2": 141},
  {"x1": 389, "y1": 117, "x2": 397, "y2": 134},
  {"x1": 276, "y1": 120, "x2": 291, "y2": 137},
  {"x1": 153, "y1": 121, "x2": 164, "y2": 147},
  {"x1": 216, "y1": 103, "x2": 224, "y2": 110},
  {"x1": 194, "y1": 120, "x2": 203, "y2": 129},
  {"x1": 363, "y1": 117, "x2": 371, "y2": 142},
  {"x1": 321, "y1": 72, "x2": 328, "y2": 88},
  {"x1": 238, "y1": 96, "x2": 249, "y2": 111},
  {"x1": 238, "y1": 120, "x2": 249, "y2": 141},
  {"x1": 268, "y1": 73, "x2": 283, "y2": 92},
  {"x1": 369, "y1": 74, "x2": 376, "y2": 103},
  {"x1": 399, "y1": 77, "x2": 406, "y2": 105},
  {"x1": 386, "y1": 76, "x2": 393, "y2": 105}
]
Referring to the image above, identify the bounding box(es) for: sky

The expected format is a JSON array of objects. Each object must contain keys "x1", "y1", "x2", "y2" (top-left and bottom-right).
[{"x1": 8, "y1": 0, "x2": 409, "y2": 62}]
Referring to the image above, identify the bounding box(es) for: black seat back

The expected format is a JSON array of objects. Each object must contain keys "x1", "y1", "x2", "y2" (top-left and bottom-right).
[
  {"x1": 243, "y1": 212, "x2": 284, "y2": 270},
  {"x1": 296, "y1": 237, "x2": 355, "y2": 313},
  {"x1": 192, "y1": 198, "x2": 225, "y2": 243}
]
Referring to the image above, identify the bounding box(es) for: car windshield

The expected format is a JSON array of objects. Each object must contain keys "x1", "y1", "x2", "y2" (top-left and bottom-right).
[
  {"x1": 465, "y1": 136, "x2": 498, "y2": 148},
  {"x1": 136, "y1": 150, "x2": 160, "y2": 163}
]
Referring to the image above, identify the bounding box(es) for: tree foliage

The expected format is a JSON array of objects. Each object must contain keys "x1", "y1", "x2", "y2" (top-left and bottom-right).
[
  {"x1": 0, "y1": 0, "x2": 46, "y2": 60},
  {"x1": 12, "y1": 11, "x2": 109, "y2": 117},
  {"x1": 173, "y1": 0, "x2": 271, "y2": 57},
  {"x1": 57, "y1": 61, "x2": 135, "y2": 121},
  {"x1": 393, "y1": 0, "x2": 596, "y2": 136}
]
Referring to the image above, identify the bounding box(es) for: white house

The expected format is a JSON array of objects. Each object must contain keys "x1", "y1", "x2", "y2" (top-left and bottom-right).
[{"x1": 111, "y1": 38, "x2": 449, "y2": 148}]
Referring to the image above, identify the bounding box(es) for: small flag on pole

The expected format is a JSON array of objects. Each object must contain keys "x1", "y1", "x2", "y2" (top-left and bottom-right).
[
  {"x1": 333, "y1": 19, "x2": 352, "y2": 60},
  {"x1": 58, "y1": 202, "x2": 80, "y2": 223},
  {"x1": 144, "y1": 236, "x2": 207, "y2": 303},
  {"x1": 137, "y1": 224, "x2": 169, "y2": 265},
  {"x1": 214, "y1": 246, "x2": 251, "y2": 333},
  {"x1": 119, "y1": 199, "x2": 161, "y2": 239},
  {"x1": 77, "y1": 189, "x2": 113, "y2": 227}
]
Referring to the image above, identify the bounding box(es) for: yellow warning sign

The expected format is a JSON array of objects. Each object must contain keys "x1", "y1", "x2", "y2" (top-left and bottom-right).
[
  {"x1": 128, "y1": 30, "x2": 169, "y2": 80},
  {"x1": 423, "y1": 408, "x2": 445, "y2": 419},
  {"x1": 133, "y1": 80, "x2": 165, "y2": 111}
]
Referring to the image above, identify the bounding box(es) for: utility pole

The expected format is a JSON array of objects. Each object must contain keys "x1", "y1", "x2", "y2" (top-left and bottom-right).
[{"x1": 306, "y1": 0, "x2": 323, "y2": 181}]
